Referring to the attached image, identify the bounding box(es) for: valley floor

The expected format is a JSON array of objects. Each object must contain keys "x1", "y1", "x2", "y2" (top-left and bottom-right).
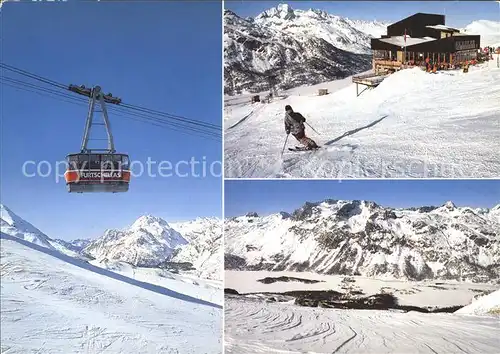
[
  {"x1": 224, "y1": 58, "x2": 500, "y2": 178},
  {"x1": 0, "y1": 235, "x2": 222, "y2": 354},
  {"x1": 225, "y1": 270, "x2": 498, "y2": 308},
  {"x1": 224, "y1": 296, "x2": 500, "y2": 354}
]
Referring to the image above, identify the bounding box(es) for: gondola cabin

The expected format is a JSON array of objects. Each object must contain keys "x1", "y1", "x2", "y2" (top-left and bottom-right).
[{"x1": 64, "y1": 153, "x2": 130, "y2": 193}]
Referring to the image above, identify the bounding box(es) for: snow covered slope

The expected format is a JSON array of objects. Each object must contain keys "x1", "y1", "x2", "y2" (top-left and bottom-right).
[
  {"x1": 225, "y1": 296, "x2": 500, "y2": 353},
  {"x1": 170, "y1": 218, "x2": 223, "y2": 281},
  {"x1": 84, "y1": 215, "x2": 188, "y2": 267},
  {"x1": 225, "y1": 200, "x2": 500, "y2": 282},
  {"x1": 91, "y1": 259, "x2": 223, "y2": 306},
  {"x1": 224, "y1": 64, "x2": 500, "y2": 178},
  {"x1": 0, "y1": 204, "x2": 55, "y2": 249},
  {"x1": 224, "y1": 4, "x2": 388, "y2": 94},
  {"x1": 455, "y1": 289, "x2": 500, "y2": 316},
  {"x1": 462, "y1": 20, "x2": 500, "y2": 48},
  {"x1": 1, "y1": 233, "x2": 221, "y2": 353}
]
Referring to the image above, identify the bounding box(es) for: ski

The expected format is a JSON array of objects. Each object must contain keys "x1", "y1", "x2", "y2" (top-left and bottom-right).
[{"x1": 288, "y1": 146, "x2": 321, "y2": 152}]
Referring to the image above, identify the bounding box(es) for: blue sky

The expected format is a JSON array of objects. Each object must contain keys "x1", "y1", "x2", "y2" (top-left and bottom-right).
[
  {"x1": 0, "y1": 1, "x2": 222, "y2": 240},
  {"x1": 225, "y1": 180, "x2": 500, "y2": 217},
  {"x1": 225, "y1": 1, "x2": 500, "y2": 28}
]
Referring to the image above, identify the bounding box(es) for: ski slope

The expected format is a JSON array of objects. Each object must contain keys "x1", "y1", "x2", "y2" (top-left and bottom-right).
[
  {"x1": 1, "y1": 234, "x2": 222, "y2": 354},
  {"x1": 224, "y1": 63, "x2": 500, "y2": 178},
  {"x1": 91, "y1": 259, "x2": 223, "y2": 305},
  {"x1": 225, "y1": 296, "x2": 500, "y2": 354}
]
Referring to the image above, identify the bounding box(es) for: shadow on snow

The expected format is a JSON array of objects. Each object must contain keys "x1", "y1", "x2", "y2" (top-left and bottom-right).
[{"x1": 324, "y1": 115, "x2": 388, "y2": 146}]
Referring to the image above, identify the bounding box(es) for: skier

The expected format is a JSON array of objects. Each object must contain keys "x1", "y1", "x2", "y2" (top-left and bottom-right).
[{"x1": 284, "y1": 105, "x2": 319, "y2": 150}]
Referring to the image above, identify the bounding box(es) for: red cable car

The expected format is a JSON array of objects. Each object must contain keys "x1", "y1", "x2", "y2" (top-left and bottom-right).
[{"x1": 64, "y1": 85, "x2": 130, "y2": 193}]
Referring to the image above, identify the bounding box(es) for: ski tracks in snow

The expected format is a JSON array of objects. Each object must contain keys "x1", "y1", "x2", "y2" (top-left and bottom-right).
[
  {"x1": 224, "y1": 66, "x2": 500, "y2": 178},
  {"x1": 1, "y1": 237, "x2": 221, "y2": 354},
  {"x1": 224, "y1": 297, "x2": 500, "y2": 354}
]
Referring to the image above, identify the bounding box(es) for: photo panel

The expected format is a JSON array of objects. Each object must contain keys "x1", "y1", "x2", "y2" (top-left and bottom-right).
[
  {"x1": 1, "y1": 1, "x2": 223, "y2": 353},
  {"x1": 224, "y1": 179, "x2": 500, "y2": 353},
  {"x1": 223, "y1": 1, "x2": 500, "y2": 179}
]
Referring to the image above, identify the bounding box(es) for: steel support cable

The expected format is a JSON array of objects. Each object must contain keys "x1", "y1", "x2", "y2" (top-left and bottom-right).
[
  {"x1": 0, "y1": 62, "x2": 221, "y2": 133},
  {"x1": 120, "y1": 102, "x2": 221, "y2": 131},
  {"x1": 0, "y1": 63, "x2": 67, "y2": 89},
  {"x1": 108, "y1": 105, "x2": 221, "y2": 139},
  {"x1": 1, "y1": 77, "x2": 221, "y2": 141}
]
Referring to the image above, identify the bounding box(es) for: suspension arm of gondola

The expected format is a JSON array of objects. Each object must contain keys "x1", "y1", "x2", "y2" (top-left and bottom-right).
[
  {"x1": 68, "y1": 84, "x2": 122, "y2": 105},
  {"x1": 69, "y1": 85, "x2": 121, "y2": 153}
]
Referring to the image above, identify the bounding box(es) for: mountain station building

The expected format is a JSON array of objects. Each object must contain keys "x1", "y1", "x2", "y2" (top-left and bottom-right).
[{"x1": 371, "y1": 13, "x2": 480, "y2": 73}]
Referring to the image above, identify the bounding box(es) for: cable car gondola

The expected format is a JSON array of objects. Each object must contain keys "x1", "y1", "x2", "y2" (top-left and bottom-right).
[{"x1": 64, "y1": 85, "x2": 130, "y2": 193}]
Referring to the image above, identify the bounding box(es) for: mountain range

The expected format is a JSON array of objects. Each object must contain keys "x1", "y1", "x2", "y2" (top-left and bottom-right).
[
  {"x1": 224, "y1": 4, "x2": 388, "y2": 94},
  {"x1": 224, "y1": 3, "x2": 500, "y2": 94},
  {"x1": 224, "y1": 200, "x2": 500, "y2": 283},
  {"x1": 0, "y1": 204, "x2": 222, "y2": 281}
]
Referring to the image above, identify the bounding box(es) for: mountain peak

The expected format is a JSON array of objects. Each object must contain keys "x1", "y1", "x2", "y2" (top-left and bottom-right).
[
  {"x1": 257, "y1": 3, "x2": 295, "y2": 20},
  {"x1": 0, "y1": 203, "x2": 14, "y2": 224},
  {"x1": 85, "y1": 214, "x2": 187, "y2": 267},
  {"x1": 443, "y1": 201, "x2": 456, "y2": 210},
  {"x1": 131, "y1": 214, "x2": 170, "y2": 230}
]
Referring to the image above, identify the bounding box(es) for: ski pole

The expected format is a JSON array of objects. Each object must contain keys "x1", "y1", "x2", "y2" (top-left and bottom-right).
[
  {"x1": 305, "y1": 122, "x2": 321, "y2": 135},
  {"x1": 281, "y1": 133, "x2": 290, "y2": 156}
]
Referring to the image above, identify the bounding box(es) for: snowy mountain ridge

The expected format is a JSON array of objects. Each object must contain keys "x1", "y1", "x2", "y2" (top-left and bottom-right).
[
  {"x1": 83, "y1": 216, "x2": 186, "y2": 264},
  {"x1": 1, "y1": 204, "x2": 55, "y2": 249},
  {"x1": 169, "y1": 217, "x2": 223, "y2": 280},
  {"x1": 225, "y1": 199, "x2": 500, "y2": 282},
  {"x1": 53, "y1": 238, "x2": 92, "y2": 253},
  {"x1": 252, "y1": 4, "x2": 388, "y2": 54},
  {"x1": 83, "y1": 214, "x2": 223, "y2": 280},
  {"x1": 224, "y1": 4, "x2": 388, "y2": 94}
]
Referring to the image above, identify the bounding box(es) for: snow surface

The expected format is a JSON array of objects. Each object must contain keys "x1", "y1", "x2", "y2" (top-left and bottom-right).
[
  {"x1": 426, "y1": 25, "x2": 460, "y2": 31},
  {"x1": 225, "y1": 296, "x2": 500, "y2": 353},
  {"x1": 379, "y1": 36, "x2": 436, "y2": 47},
  {"x1": 1, "y1": 234, "x2": 222, "y2": 353},
  {"x1": 455, "y1": 289, "x2": 500, "y2": 316},
  {"x1": 224, "y1": 64, "x2": 500, "y2": 178},
  {"x1": 91, "y1": 259, "x2": 223, "y2": 306}
]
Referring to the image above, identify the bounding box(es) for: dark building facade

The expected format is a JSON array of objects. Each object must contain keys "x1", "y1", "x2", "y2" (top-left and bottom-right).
[
  {"x1": 371, "y1": 13, "x2": 481, "y2": 73},
  {"x1": 386, "y1": 13, "x2": 446, "y2": 38}
]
